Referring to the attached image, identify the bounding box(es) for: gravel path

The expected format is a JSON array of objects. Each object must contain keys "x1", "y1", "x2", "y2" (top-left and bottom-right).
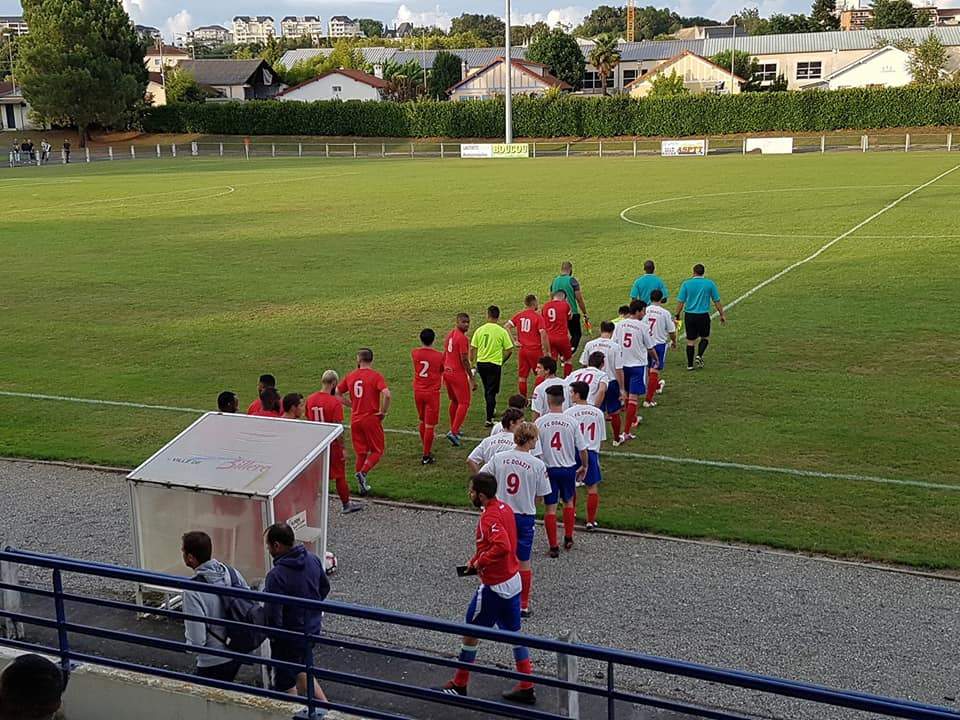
[{"x1": 1, "y1": 459, "x2": 958, "y2": 720}]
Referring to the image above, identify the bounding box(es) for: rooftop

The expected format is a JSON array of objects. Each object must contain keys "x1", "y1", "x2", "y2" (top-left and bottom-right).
[{"x1": 178, "y1": 59, "x2": 273, "y2": 86}]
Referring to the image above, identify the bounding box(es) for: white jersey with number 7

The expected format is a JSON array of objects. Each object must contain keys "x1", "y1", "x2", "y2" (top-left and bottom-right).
[
  {"x1": 564, "y1": 405, "x2": 607, "y2": 452},
  {"x1": 535, "y1": 413, "x2": 587, "y2": 468},
  {"x1": 481, "y1": 450, "x2": 551, "y2": 516},
  {"x1": 643, "y1": 304, "x2": 676, "y2": 346}
]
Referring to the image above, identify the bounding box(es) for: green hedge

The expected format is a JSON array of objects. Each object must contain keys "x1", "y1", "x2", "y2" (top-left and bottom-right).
[{"x1": 143, "y1": 85, "x2": 960, "y2": 138}]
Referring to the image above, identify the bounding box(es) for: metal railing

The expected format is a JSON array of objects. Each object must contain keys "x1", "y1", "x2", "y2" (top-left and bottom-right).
[{"x1": 1, "y1": 547, "x2": 959, "y2": 720}]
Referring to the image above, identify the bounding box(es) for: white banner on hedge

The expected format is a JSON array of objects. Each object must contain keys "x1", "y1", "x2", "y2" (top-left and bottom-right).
[
  {"x1": 461, "y1": 143, "x2": 530, "y2": 159},
  {"x1": 745, "y1": 137, "x2": 794, "y2": 155},
  {"x1": 661, "y1": 140, "x2": 706, "y2": 157}
]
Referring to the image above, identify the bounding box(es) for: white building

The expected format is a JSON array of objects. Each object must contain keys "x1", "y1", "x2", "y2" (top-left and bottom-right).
[
  {"x1": 281, "y1": 16, "x2": 325, "y2": 41},
  {"x1": 143, "y1": 45, "x2": 190, "y2": 72},
  {"x1": 277, "y1": 68, "x2": 390, "y2": 101},
  {"x1": 803, "y1": 45, "x2": 914, "y2": 89},
  {"x1": 191, "y1": 25, "x2": 233, "y2": 47},
  {"x1": 232, "y1": 16, "x2": 275, "y2": 44},
  {"x1": 328, "y1": 16, "x2": 363, "y2": 38},
  {"x1": 0, "y1": 15, "x2": 28, "y2": 37},
  {"x1": 135, "y1": 25, "x2": 162, "y2": 42},
  {"x1": 1, "y1": 80, "x2": 36, "y2": 131},
  {"x1": 448, "y1": 58, "x2": 570, "y2": 101}
]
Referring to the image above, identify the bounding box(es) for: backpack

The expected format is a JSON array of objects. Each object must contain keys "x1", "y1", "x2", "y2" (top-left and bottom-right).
[{"x1": 195, "y1": 565, "x2": 266, "y2": 656}]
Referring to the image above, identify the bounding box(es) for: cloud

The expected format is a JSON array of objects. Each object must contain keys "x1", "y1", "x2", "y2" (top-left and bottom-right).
[
  {"x1": 512, "y1": 5, "x2": 589, "y2": 29},
  {"x1": 121, "y1": 0, "x2": 148, "y2": 23},
  {"x1": 393, "y1": 3, "x2": 452, "y2": 30},
  {"x1": 163, "y1": 9, "x2": 192, "y2": 40}
]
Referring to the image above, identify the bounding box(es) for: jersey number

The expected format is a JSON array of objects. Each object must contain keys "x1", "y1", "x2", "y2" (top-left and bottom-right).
[
  {"x1": 447, "y1": 339, "x2": 454, "y2": 352},
  {"x1": 579, "y1": 373, "x2": 594, "y2": 386},
  {"x1": 622, "y1": 333, "x2": 633, "y2": 348},
  {"x1": 506, "y1": 473, "x2": 520, "y2": 495},
  {"x1": 418, "y1": 361, "x2": 430, "y2": 378},
  {"x1": 353, "y1": 380, "x2": 363, "y2": 398},
  {"x1": 580, "y1": 422, "x2": 596, "y2": 442},
  {"x1": 547, "y1": 308, "x2": 556, "y2": 322},
  {"x1": 647, "y1": 317, "x2": 657, "y2": 336},
  {"x1": 550, "y1": 432, "x2": 563, "y2": 451},
  {"x1": 520, "y1": 318, "x2": 531, "y2": 333}
]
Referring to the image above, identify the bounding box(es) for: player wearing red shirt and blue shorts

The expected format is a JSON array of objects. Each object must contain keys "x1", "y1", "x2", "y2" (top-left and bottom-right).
[
  {"x1": 505, "y1": 295, "x2": 549, "y2": 398},
  {"x1": 436, "y1": 473, "x2": 536, "y2": 706},
  {"x1": 565, "y1": 383, "x2": 606, "y2": 530},
  {"x1": 337, "y1": 348, "x2": 391, "y2": 497},
  {"x1": 305, "y1": 370, "x2": 362, "y2": 514},
  {"x1": 541, "y1": 292, "x2": 573, "y2": 377},
  {"x1": 411, "y1": 328, "x2": 444, "y2": 465},
  {"x1": 443, "y1": 313, "x2": 475, "y2": 447},
  {"x1": 535, "y1": 386, "x2": 588, "y2": 556},
  {"x1": 612, "y1": 300, "x2": 660, "y2": 445}
]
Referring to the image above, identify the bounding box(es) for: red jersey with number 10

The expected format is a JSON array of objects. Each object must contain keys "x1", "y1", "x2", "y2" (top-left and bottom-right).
[
  {"x1": 510, "y1": 309, "x2": 546, "y2": 350},
  {"x1": 541, "y1": 300, "x2": 571, "y2": 340},
  {"x1": 411, "y1": 347, "x2": 444, "y2": 393},
  {"x1": 337, "y1": 368, "x2": 387, "y2": 424},
  {"x1": 443, "y1": 329, "x2": 470, "y2": 376}
]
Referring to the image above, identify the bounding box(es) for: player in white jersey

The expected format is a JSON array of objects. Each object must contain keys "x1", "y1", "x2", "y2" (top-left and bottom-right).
[
  {"x1": 580, "y1": 321, "x2": 626, "y2": 446},
  {"x1": 530, "y1": 356, "x2": 567, "y2": 418},
  {"x1": 468, "y1": 408, "x2": 524, "y2": 473},
  {"x1": 641, "y1": 289, "x2": 677, "y2": 408},
  {"x1": 535, "y1": 385, "x2": 587, "y2": 557},
  {"x1": 565, "y1": 352, "x2": 607, "y2": 408},
  {"x1": 480, "y1": 422, "x2": 551, "y2": 618},
  {"x1": 565, "y1": 382, "x2": 606, "y2": 530},
  {"x1": 489, "y1": 394, "x2": 528, "y2": 436},
  {"x1": 612, "y1": 300, "x2": 660, "y2": 445}
]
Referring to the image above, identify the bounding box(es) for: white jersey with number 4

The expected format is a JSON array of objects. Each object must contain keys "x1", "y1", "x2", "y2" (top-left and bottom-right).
[
  {"x1": 535, "y1": 413, "x2": 587, "y2": 468},
  {"x1": 564, "y1": 405, "x2": 607, "y2": 452},
  {"x1": 481, "y1": 450, "x2": 551, "y2": 516},
  {"x1": 613, "y1": 318, "x2": 656, "y2": 368},
  {"x1": 565, "y1": 367, "x2": 606, "y2": 407},
  {"x1": 531, "y1": 376, "x2": 568, "y2": 416},
  {"x1": 579, "y1": 337, "x2": 623, "y2": 383},
  {"x1": 643, "y1": 304, "x2": 676, "y2": 346}
]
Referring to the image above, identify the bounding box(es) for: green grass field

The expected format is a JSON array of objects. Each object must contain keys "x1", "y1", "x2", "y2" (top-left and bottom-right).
[{"x1": 1, "y1": 151, "x2": 959, "y2": 567}]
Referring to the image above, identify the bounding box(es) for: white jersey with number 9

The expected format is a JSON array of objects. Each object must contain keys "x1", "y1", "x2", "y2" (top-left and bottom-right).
[{"x1": 481, "y1": 450, "x2": 551, "y2": 515}]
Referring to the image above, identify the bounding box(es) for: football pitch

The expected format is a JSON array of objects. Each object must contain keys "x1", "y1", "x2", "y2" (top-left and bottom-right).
[{"x1": 1, "y1": 151, "x2": 959, "y2": 568}]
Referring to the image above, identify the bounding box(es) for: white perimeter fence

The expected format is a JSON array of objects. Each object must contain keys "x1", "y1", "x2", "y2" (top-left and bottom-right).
[{"x1": 4, "y1": 131, "x2": 956, "y2": 167}]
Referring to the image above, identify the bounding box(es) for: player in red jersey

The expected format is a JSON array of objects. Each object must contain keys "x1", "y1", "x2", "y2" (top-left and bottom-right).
[
  {"x1": 505, "y1": 294, "x2": 549, "y2": 398},
  {"x1": 434, "y1": 472, "x2": 536, "y2": 705},
  {"x1": 411, "y1": 328, "x2": 444, "y2": 465},
  {"x1": 305, "y1": 370, "x2": 363, "y2": 514},
  {"x1": 541, "y1": 291, "x2": 573, "y2": 377},
  {"x1": 281, "y1": 393, "x2": 304, "y2": 419},
  {"x1": 252, "y1": 387, "x2": 282, "y2": 417},
  {"x1": 443, "y1": 313, "x2": 475, "y2": 447},
  {"x1": 337, "y1": 348, "x2": 391, "y2": 496},
  {"x1": 246, "y1": 373, "x2": 276, "y2": 415}
]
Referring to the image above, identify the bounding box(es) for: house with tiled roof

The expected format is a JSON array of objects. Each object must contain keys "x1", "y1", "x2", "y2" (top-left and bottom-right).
[{"x1": 448, "y1": 58, "x2": 571, "y2": 101}]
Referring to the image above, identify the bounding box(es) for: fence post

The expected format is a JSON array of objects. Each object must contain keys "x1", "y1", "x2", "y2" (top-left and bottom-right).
[
  {"x1": 949, "y1": 133, "x2": 953, "y2": 152},
  {"x1": 325, "y1": 143, "x2": 329, "y2": 158},
  {"x1": 440, "y1": 142, "x2": 444, "y2": 159},
  {"x1": 556, "y1": 630, "x2": 580, "y2": 719},
  {"x1": 52, "y1": 569, "x2": 72, "y2": 676},
  {"x1": 108, "y1": 146, "x2": 113, "y2": 161},
  {"x1": 905, "y1": 133, "x2": 910, "y2": 153},
  {"x1": 861, "y1": 135, "x2": 868, "y2": 152},
  {"x1": 191, "y1": 141, "x2": 198, "y2": 157},
  {"x1": 606, "y1": 661, "x2": 615, "y2": 720},
  {"x1": 633, "y1": 139, "x2": 637, "y2": 158},
  {"x1": 532, "y1": 142, "x2": 536, "y2": 159},
  {"x1": 742, "y1": 138, "x2": 746, "y2": 155},
  {"x1": 410, "y1": 143, "x2": 414, "y2": 158},
  {"x1": 171, "y1": 144, "x2": 177, "y2": 158},
  {"x1": 704, "y1": 137, "x2": 710, "y2": 157},
  {"x1": 382, "y1": 143, "x2": 386, "y2": 158},
  {"x1": 353, "y1": 143, "x2": 357, "y2": 159},
  {"x1": 566, "y1": 142, "x2": 570, "y2": 158},
  {"x1": 299, "y1": 143, "x2": 303, "y2": 158},
  {"x1": 130, "y1": 145, "x2": 136, "y2": 160},
  {"x1": 304, "y1": 629, "x2": 317, "y2": 719},
  {"x1": 821, "y1": 136, "x2": 825, "y2": 154},
  {"x1": 599, "y1": 140, "x2": 603, "y2": 158},
  {"x1": 85, "y1": 147, "x2": 90, "y2": 163},
  {"x1": 271, "y1": 143, "x2": 276, "y2": 158},
  {"x1": 219, "y1": 142, "x2": 224, "y2": 157},
  {"x1": 156, "y1": 143, "x2": 161, "y2": 159},
  {"x1": 1, "y1": 541, "x2": 23, "y2": 640}
]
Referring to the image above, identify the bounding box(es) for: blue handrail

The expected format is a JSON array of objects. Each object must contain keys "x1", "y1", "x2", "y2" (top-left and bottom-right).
[{"x1": 1, "y1": 547, "x2": 958, "y2": 720}]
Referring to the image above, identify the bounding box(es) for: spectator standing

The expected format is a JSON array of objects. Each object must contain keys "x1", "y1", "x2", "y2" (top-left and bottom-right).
[
  {"x1": 550, "y1": 261, "x2": 589, "y2": 356},
  {"x1": 181, "y1": 531, "x2": 250, "y2": 682},
  {"x1": 264, "y1": 523, "x2": 330, "y2": 702},
  {"x1": 630, "y1": 260, "x2": 669, "y2": 304},
  {"x1": 675, "y1": 264, "x2": 726, "y2": 371},
  {"x1": 217, "y1": 391, "x2": 238, "y2": 413},
  {"x1": 40, "y1": 138, "x2": 51, "y2": 164},
  {"x1": 0, "y1": 654, "x2": 65, "y2": 720},
  {"x1": 10, "y1": 139, "x2": 19, "y2": 166},
  {"x1": 62, "y1": 140, "x2": 71, "y2": 164},
  {"x1": 247, "y1": 374, "x2": 277, "y2": 415},
  {"x1": 470, "y1": 306, "x2": 514, "y2": 428}
]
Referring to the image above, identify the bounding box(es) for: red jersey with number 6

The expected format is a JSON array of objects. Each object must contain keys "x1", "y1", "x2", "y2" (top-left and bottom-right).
[
  {"x1": 510, "y1": 309, "x2": 546, "y2": 350},
  {"x1": 541, "y1": 300, "x2": 571, "y2": 341},
  {"x1": 337, "y1": 368, "x2": 387, "y2": 424},
  {"x1": 411, "y1": 347, "x2": 444, "y2": 393}
]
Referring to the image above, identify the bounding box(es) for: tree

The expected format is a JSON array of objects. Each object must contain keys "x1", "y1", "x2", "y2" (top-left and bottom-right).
[
  {"x1": 648, "y1": 70, "x2": 687, "y2": 97},
  {"x1": 358, "y1": 19, "x2": 384, "y2": 38},
  {"x1": 16, "y1": 0, "x2": 147, "y2": 146},
  {"x1": 526, "y1": 27, "x2": 585, "y2": 89},
  {"x1": 680, "y1": 15, "x2": 721, "y2": 27},
  {"x1": 728, "y1": 7, "x2": 771, "y2": 35},
  {"x1": 635, "y1": 7, "x2": 682, "y2": 40},
  {"x1": 709, "y1": 49, "x2": 761, "y2": 90},
  {"x1": 381, "y1": 58, "x2": 424, "y2": 100},
  {"x1": 811, "y1": 0, "x2": 840, "y2": 30},
  {"x1": 768, "y1": 13, "x2": 817, "y2": 33},
  {"x1": 164, "y1": 67, "x2": 207, "y2": 103},
  {"x1": 259, "y1": 36, "x2": 284, "y2": 66},
  {"x1": 450, "y1": 14, "x2": 505, "y2": 44},
  {"x1": 869, "y1": 0, "x2": 930, "y2": 28},
  {"x1": 588, "y1": 33, "x2": 620, "y2": 95},
  {"x1": 511, "y1": 21, "x2": 550, "y2": 45},
  {"x1": 907, "y1": 32, "x2": 948, "y2": 83},
  {"x1": 769, "y1": 73, "x2": 788, "y2": 91},
  {"x1": 573, "y1": 5, "x2": 625, "y2": 36},
  {"x1": 428, "y1": 50, "x2": 462, "y2": 99}
]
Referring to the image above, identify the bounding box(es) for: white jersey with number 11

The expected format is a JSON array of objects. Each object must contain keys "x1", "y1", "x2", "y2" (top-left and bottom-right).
[{"x1": 564, "y1": 405, "x2": 607, "y2": 452}]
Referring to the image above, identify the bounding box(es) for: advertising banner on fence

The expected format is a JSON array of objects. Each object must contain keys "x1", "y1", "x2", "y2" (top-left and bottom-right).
[
  {"x1": 745, "y1": 137, "x2": 794, "y2": 155},
  {"x1": 461, "y1": 143, "x2": 530, "y2": 159},
  {"x1": 661, "y1": 140, "x2": 706, "y2": 157}
]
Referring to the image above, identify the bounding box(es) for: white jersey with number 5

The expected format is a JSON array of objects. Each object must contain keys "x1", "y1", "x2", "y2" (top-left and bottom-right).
[
  {"x1": 643, "y1": 304, "x2": 676, "y2": 346},
  {"x1": 531, "y1": 376, "x2": 568, "y2": 416},
  {"x1": 565, "y1": 367, "x2": 606, "y2": 407},
  {"x1": 481, "y1": 450, "x2": 551, "y2": 515},
  {"x1": 579, "y1": 337, "x2": 623, "y2": 383},
  {"x1": 564, "y1": 405, "x2": 607, "y2": 452},
  {"x1": 613, "y1": 318, "x2": 655, "y2": 368},
  {"x1": 535, "y1": 413, "x2": 587, "y2": 468}
]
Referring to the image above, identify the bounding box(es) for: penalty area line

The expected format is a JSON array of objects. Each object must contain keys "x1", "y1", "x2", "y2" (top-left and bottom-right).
[{"x1": 0, "y1": 389, "x2": 955, "y2": 493}]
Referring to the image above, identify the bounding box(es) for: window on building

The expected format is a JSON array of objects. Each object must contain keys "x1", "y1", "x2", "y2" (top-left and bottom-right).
[
  {"x1": 755, "y1": 62, "x2": 778, "y2": 84},
  {"x1": 332, "y1": 85, "x2": 342, "y2": 92},
  {"x1": 582, "y1": 71, "x2": 615, "y2": 89},
  {"x1": 796, "y1": 61, "x2": 822, "y2": 80},
  {"x1": 622, "y1": 69, "x2": 639, "y2": 86}
]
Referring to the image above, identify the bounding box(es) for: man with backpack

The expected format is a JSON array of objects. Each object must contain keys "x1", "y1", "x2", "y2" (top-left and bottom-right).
[{"x1": 181, "y1": 530, "x2": 252, "y2": 682}]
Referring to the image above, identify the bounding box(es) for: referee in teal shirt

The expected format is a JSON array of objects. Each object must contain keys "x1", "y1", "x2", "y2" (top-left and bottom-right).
[
  {"x1": 675, "y1": 263, "x2": 726, "y2": 370},
  {"x1": 630, "y1": 260, "x2": 669, "y2": 304}
]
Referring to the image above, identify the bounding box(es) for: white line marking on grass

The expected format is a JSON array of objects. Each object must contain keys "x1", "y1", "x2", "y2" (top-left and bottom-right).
[
  {"x1": 716, "y1": 164, "x2": 960, "y2": 317},
  {"x1": 1, "y1": 389, "x2": 956, "y2": 493}
]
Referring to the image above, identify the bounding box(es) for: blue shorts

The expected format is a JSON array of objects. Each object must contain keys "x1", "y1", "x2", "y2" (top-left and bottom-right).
[
  {"x1": 601, "y1": 379, "x2": 622, "y2": 414},
  {"x1": 465, "y1": 584, "x2": 521, "y2": 632},
  {"x1": 623, "y1": 366, "x2": 648, "y2": 396},
  {"x1": 575, "y1": 450, "x2": 602, "y2": 487},
  {"x1": 545, "y1": 466, "x2": 577, "y2": 505},
  {"x1": 654, "y1": 344, "x2": 667, "y2": 371},
  {"x1": 514, "y1": 514, "x2": 535, "y2": 562}
]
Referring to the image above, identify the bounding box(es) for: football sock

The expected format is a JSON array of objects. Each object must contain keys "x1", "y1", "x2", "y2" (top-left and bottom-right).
[
  {"x1": 624, "y1": 400, "x2": 638, "y2": 434},
  {"x1": 355, "y1": 455, "x2": 365, "y2": 473},
  {"x1": 519, "y1": 379, "x2": 528, "y2": 397},
  {"x1": 448, "y1": 401, "x2": 457, "y2": 431},
  {"x1": 519, "y1": 569, "x2": 532, "y2": 609},
  {"x1": 513, "y1": 647, "x2": 534, "y2": 690},
  {"x1": 423, "y1": 427, "x2": 435, "y2": 456},
  {"x1": 587, "y1": 493, "x2": 599, "y2": 524},
  {"x1": 563, "y1": 505, "x2": 576, "y2": 539},
  {"x1": 563, "y1": 361, "x2": 573, "y2": 377},
  {"x1": 645, "y1": 369, "x2": 659, "y2": 403},
  {"x1": 453, "y1": 643, "x2": 479, "y2": 687},
  {"x1": 686, "y1": 345, "x2": 695, "y2": 367},
  {"x1": 362, "y1": 448, "x2": 383, "y2": 474},
  {"x1": 418, "y1": 421, "x2": 425, "y2": 442},
  {"x1": 544, "y1": 513, "x2": 558, "y2": 548},
  {"x1": 334, "y1": 476, "x2": 351, "y2": 506},
  {"x1": 698, "y1": 338, "x2": 709, "y2": 357},
  {"x1": 609, "y1": 413, "x2": 621, "y2": 439}
]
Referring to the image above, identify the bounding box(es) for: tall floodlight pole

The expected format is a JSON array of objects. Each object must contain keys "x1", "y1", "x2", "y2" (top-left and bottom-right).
[{"x1": 504, "y1": 0, "x2": 513, "y2": 143}]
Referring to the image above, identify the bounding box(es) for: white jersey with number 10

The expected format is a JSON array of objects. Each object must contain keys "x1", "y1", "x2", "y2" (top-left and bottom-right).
[
  {"x1": 565, "y1": 367, "x2": 606, "y2": 407},
  {"x1": 579, "y1": 337, "x2": 623, "y2": 383},
  {"x1": 564, "y1": 405, "x2": 607, "y2": 452},
  {"x1": 535, "y1": 413, "x2": 587, "y2": 468},
  {"x1": 481, "y1": 450, "x2": 551, "y2": 516}
]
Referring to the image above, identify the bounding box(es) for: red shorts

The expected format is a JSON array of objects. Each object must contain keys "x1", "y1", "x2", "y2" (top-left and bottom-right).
[
  {"x1": 518, "y1": 347, "x2": 542, "y2": 378},
  {"x1": 444, "y1": 372, "x2": 472, "y2": 405},
  {"x1": 350, "y1": 415, "x2": 384, "y2": 458},
  {"x1": 414, "y1": 390, "x2": 441, "y2": 425},
  {"x1": 548, "y1": 336, "x2": 573, "y2": 361},
  {"x1": 330, "y1": 439, "x2": 345, "y2": 480}
]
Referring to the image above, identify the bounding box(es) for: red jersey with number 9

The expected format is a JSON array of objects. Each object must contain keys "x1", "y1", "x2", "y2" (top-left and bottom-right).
[
  {"x1": 337, "y1": 368, "x2": 387, "y2": 424},
  {"x1": 541, "y1": 299, "x2": 571, "y2": 340},
  {"x1": 510, "y1": 309, "x2": 546, "y2": 350},
  {"x1": 411, "y1": 347, "x2": 444, "y2": 393}
]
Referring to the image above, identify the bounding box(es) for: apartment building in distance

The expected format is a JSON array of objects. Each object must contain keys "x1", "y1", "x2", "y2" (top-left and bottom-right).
[
  {"x1": 232, "y1": 16, "x2": 275, "y2": 44},
  {"x1": 191, "y1": 25, "x2": 234, "y2": 46},
  {"x1": 281, "y1": 16, "x2": 325, "y2": 41},
  {"x1": 0, "y1": 15, "x2": 28, "y2": 36},
  {"x1": 838, "y1": 0, "x2": 960, "y2": 29},
  {"x1": 328, "y1": 16, "x2": 363, "y2": 38}
]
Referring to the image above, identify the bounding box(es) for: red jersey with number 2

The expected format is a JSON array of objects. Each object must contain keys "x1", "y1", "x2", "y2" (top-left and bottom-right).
[
  {"x1": 411, "y1": 347, "x2": 444, "y2": 393},
  {"x1": 541, "y1": 300, "x2": 571, "y2": 340},
  {"x1": 337, "y1": 368, "x2": 387, "y2": 424},
  {"x1": 511, "y1": 309, "x2": 546, "y2": 350}
]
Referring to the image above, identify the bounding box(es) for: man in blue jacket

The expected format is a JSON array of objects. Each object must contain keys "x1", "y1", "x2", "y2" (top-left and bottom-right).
[{"x1": 264, "y1": 522, "x2": 330, "y2": 703}]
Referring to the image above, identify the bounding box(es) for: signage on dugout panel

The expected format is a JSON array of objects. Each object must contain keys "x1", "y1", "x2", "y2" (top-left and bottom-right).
[
  {"x1": 661, "y1": 140, "x2": 706, "y2": 157},
  {"x1": 461, "y1": 143, "x2": 530, "y2": 158}
]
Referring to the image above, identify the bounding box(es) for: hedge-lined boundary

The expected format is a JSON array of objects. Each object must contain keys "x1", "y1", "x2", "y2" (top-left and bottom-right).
[{"x1": 143, "y1": 85, "x2": 960, "y2": 138}]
